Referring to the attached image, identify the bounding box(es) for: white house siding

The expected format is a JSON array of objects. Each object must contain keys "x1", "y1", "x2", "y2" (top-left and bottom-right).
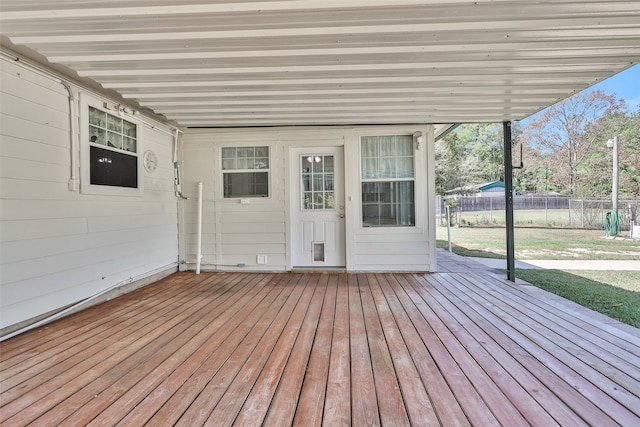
[
  {"x1": 0, "y1": 58, "x2": 178, "y2": 333},
  {"x1": 180, "y1": 126, "x2": 435, "y2": 273}
]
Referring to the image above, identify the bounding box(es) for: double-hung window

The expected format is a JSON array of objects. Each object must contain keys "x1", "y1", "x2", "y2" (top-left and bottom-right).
[
  {"x1": 80, "y1": 94, "x2": 143, "y2": 197},
  {"x1": 222, "y1": 146, "x2": 270, "y2": 198},
  {"x1": 361, "y1": 135, "x2": 415, "y2": 227},
  {"x1": 88, "y1": 106, "x2": 138, "y2": 189}
]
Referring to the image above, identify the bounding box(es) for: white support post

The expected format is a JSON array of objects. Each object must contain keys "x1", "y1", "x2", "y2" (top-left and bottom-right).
[{"x1": 196, "y1": 181, "x2": 203, "y2": 274}]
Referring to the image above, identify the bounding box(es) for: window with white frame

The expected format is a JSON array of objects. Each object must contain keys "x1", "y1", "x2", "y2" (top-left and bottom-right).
[
  {"x1": 87, "y1": 105, "x2": 139, "y2": 189},
  {"x1": 222, "y1": 146, "x2": 269, "y2": 198},
  {"x1": 361, "y1": 135, "x2": 415, "y2": 227}
]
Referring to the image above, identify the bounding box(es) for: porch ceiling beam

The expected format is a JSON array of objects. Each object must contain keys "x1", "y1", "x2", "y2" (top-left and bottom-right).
[
  {"x1": 0, "y1": 0, "x2": 502, "y2": 20},
  {"x1": 171, "y1": 110, "x2": 530, "y2": 118},
  {"x1": 97, "y1": 75, "x2": 604, "y2": 87},
  {"x1": 2, "y1": 0, "x2": 638, "y2": 21},
  {"x1": 48, "y1": 45, "x2": 640, "y2": 63},
  {"x1": 144, "y1": 96, "x2": 558, "y2": 108},
  {"x1": 11, "y1": 17, "x2": 640, "y2": 45},
  {"x1": 103, "y1": 77, "x2": 592, "y2": 90},
  {"x1": 152, "y1": 104, "x2": 550, "y2": 114},
  {"x1": 178, "y1": 114, "x2": 522, "y2": 125},
  {"x1": 123, "y1": 87, "x2": 575, "y2": 99},
  {"x1": 165, "y1": 114, "x2": 533, "y2": 124},
  {"x1": 75, "y1": 64, "x2": 620, "y2": 78}
]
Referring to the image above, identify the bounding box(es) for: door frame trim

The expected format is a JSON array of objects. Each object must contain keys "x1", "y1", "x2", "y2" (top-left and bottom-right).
[{"x1": 288, "y1": 146, "x2": 346, "y2": 270}]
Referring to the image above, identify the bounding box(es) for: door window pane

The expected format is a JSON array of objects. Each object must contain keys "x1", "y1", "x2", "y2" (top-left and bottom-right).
[{"x1": 301, "y1": 154, "x2": 335, "y2": 210}]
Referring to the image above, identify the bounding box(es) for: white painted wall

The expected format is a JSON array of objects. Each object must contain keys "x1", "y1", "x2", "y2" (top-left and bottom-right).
[
  {"x1": 180, "y1": 126, "x2": 436, "y2": 273},
  {"x1": 0, "y1": 57, "x2": 178, "y2": 333}
]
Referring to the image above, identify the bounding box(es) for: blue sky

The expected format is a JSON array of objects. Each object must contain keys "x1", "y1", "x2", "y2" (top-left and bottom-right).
[
  {"x1": 588, "y1": 63, "x2": 640, "y2": 111},
  {"x1": 520, "y1": 64, "x2": 639, "y2": 124}
]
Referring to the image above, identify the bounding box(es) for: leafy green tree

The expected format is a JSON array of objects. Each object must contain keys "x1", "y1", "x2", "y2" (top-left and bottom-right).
[
  {"x1": 436, "y1": 123, "x2": 504, "y2": 194},
  {"x1": 520, "y1": 90, "x2": 625, "y2": 196},
  {"x1": 580, "y1": 111, "x2": 640, "y2": 198}
]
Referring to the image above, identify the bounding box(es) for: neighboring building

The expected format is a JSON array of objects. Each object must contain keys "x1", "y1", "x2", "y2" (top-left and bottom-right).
[{"x1": 445, "y1": 181, "x2": 516, "y2": 198}]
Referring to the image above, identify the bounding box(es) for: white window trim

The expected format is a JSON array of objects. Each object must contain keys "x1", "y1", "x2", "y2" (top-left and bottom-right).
[
  {"x1": 220, "y1": 145, "x2": 271, "y2": 199},
  {"x1": 79, "y1": 92, "x2": 144, "y2": 197}
]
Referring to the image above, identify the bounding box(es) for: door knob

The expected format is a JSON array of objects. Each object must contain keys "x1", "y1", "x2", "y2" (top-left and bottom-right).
[{"x1": 339, "y1": 213, "x2": 345, "y2": 218}]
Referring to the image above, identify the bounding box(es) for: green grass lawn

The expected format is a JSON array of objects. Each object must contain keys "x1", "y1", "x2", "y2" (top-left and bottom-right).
[
  {"x1": 436, "y1": 226, "x2": 640, "y2": 260},
  {"x1": 457, "y1": 209, "x2": 574, "y2": 227},
  {"x1": 514, "y1": 269, "x2": 640, "y2": 328},
  {"x1": 436, "y1": 225, "x2": 640, "y2": 327}
]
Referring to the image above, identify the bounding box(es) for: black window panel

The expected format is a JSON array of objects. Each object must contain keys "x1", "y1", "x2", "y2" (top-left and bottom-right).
[{"x1": 90, "y1": 146, "x2": 138, "y2": 188}]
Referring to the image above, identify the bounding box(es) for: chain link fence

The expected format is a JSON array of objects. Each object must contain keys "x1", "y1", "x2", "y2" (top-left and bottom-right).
[{"x1": 437, "y1": 195, "x2": 639, "y2": 231}]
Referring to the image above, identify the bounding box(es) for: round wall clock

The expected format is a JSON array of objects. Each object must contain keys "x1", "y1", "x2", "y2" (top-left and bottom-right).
[{"x1": 143, "y1": 150, "x2": 158, "y2": 172}]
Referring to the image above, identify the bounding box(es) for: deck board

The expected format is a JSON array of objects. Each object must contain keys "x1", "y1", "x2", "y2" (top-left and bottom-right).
[
  {"x1": 2, "y1": 256, "x2": 639, "y2": 426},
  {"x1": 438, "y1": 272, "x2": 640, "y2": 424}
]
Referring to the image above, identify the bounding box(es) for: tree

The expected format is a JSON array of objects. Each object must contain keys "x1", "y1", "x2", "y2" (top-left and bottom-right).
[
  {"x1": 436, "y1": 123, "x2": 504, "y2": 194},
  {"x1": 520, "y1": 90, "x2": 626, "y2": 196},
  {"x1": 580, "y1": 110, "x2": 640, "y2": 198}
]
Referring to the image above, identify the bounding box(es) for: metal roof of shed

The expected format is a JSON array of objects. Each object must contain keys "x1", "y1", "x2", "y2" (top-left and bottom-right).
[{"x1": 1, "y1": 1, "x2": 639, "y2": 128}]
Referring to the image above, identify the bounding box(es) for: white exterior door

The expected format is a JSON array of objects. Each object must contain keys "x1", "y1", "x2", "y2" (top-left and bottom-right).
[{"x1": 291, "y1": 147, "x2": 345, "y2": 268}]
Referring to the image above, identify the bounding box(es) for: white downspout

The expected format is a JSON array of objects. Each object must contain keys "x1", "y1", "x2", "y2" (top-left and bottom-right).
[
  {"x1": 173, "y1": 129, "x2": 188, "y2": 199},
  {"x1": 196, "y1": 181, "x2": 203, "y2": 274}
]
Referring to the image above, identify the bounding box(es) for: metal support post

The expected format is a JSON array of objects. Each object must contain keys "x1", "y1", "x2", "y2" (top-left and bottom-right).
[{"x1": 503, "y1": 122, "x2": 516, "y2": 282}]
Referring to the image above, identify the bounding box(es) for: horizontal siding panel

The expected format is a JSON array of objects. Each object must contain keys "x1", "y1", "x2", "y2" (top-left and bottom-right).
[
  {"x1": 0, "y1": 113, "x2": 70, "y2": 147},
  {"x1": 0, "y1": 179, "x2": 73, "y2": 201},
  {"x1": 0, "y1": 217, "x2": 88, "y2": 242},
  {"x1": 219, "y1": 211, "x2": 284, "y2": 223},
  {"x1": 220, "y1": 222, "x2": 286, "y2": 234},
  {"x1": 221, "y1": 233, "x2": 285, "y2": 244},
  {"x1": 1, "y1": 135, "x2": 70, "y2": 165},
  {"x1": 1, "y1": 234, "x2": 177, "y2": 286},
  {"x1": 355, "y1": 253, "x2": 429, "y2": 266},
  {"x1": 3, "y1": 244, "x2": 178, "y2": 306},
  {"x1": 219, "y1": 254, "x2": 286, "y2": 269},
  {"x1": 87, "y1": 213, "x2": 176, "y2": 233},
  {"x1": 1, "y1": 60, "x2": 69, "y2": 101},
  {"x1": 220, "y1": 243, "x2": 285, "y2": 255},
  {"x1": 355, "y1": 241, "x2": 428, "y2": 255},
  {"x1": 181, "y1": 223, "x2": 217, "y2": 235},
  {"x1": 1, "y1": 224, "x2": 177, "y2": 264},
  {"x1": 0, "y1": 157, "x2": 70, "y2": 183},
  {"x1": 1, "y1": 199, "x2": 175, "y2": 221},
  {"x1": 218, "y1": 200, "x2": 286, "y2": 212},
  {"x1": 0, "y1": 91, "x2": 70, "y2": 132},
  {"x1": 355, "y1": 231, "x2": 428, "y2": 243},
  {"x1": 183, "y1": 243, "x2": 216, "y2": 258},
  {"x1": 1, "y1": 251, "x2": 178, "y2": 327},
  {"x1": 182, "y1": 239, "x2": 216, "y2": 253},
  {"x1": 181, "y1": 200, "x2": 217, "y2": 214},
  {"x1": 142, "y1": 170, "x2": 175, "y2": 186}
]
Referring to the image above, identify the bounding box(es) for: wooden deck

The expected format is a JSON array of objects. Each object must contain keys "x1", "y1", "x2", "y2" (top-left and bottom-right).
[{"x1": 2, "y1": 252, "x2": 639, "y2": 426}]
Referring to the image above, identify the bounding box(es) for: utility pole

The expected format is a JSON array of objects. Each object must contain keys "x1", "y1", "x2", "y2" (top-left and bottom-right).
[{"x1": 607, "y1": 136, "x2": 619, "y2": 214}]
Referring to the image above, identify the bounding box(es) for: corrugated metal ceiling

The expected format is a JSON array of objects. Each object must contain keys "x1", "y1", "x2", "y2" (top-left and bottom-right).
[{"x1": 1, "y1": 1, "x2": 639, "y2": 128}]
